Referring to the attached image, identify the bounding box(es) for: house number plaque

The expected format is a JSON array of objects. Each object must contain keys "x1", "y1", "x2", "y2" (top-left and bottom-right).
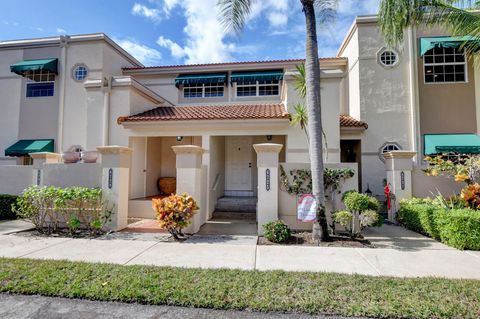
[
  {"x1": 400, "y1": 171, "x2": 405, "y2": 190},
  {"x1": 36, "y1": 170, "x2": 41, "y2": 186},
  {"x1": 266, "y1": 169, "x2": 271, "y2": 191},
  {"x1": 108, "y1": 168, "x2": 113, "y2": 189}
]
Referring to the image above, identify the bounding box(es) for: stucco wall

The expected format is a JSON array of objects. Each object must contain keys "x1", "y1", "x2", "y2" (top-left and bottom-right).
[
  {"x1": 412, "y1": 167, "x2": 463, "y2": 198},
  {"x1": 0, "y1": 166, "x2": 33, "y2": 195},
  {"x1": 145, "y1": 137, "x2": 163, "y2": 197},
  {"x1": 208, "y1": 136, "x2": 226, "y2": 216},
  {"x1": 278, "y1": 162, "x2": 358, "y2": 230},
  {"x1": 42, "y1": 163, "x2": 102, "y2": 188}
]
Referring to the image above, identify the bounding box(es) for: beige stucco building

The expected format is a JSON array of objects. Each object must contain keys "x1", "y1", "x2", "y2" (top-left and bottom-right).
[{"x1": 0, "y1": 15, "x2": 477, "y2": 232}]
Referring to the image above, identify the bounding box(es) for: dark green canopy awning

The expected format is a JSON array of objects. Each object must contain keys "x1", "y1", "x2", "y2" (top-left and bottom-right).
[
  {"x1": 10, "y1": 58, "x2": 58, "y2": 76},
  {"x1": 5, "y1": 139, "x2": 54, "y2": 157},
  {"x1": 424, "y1": 134, "x2": 480, "y2": 155},
  {"x1": 175, "y1": 73, "x2": 226, "y2": 88},
  {"x1": 419, "y1": 36, "x2": 480, "y2": 56},
  {"x1": 230, "y1": 70, "x2": 284, "y2": 84}
]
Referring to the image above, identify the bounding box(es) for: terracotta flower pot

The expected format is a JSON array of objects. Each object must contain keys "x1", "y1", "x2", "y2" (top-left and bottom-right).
[
  {"x1": 81, "y1": 150, "x2": 98, "y2": 163},
  {"x1": 62, "y1": 151, "x2": 81, "y2": 164},
  {"x1": 157, "y1": 177, "x2": 176, "y2": 195}
]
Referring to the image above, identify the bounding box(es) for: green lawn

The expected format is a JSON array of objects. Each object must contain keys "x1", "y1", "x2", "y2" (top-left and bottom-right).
[{"x1": 0, "y1": 258, "x2": 479, "y2": 318}]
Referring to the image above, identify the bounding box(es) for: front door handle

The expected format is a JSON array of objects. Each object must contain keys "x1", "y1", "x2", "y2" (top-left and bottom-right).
[{"x1": 248, "y1": 163, "x2": 252, "y2": 168}]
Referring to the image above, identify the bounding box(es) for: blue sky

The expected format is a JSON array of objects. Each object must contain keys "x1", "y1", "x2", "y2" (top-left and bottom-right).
[{"x1": 0, "y1": 0, "x2": 380, "y2": 66}]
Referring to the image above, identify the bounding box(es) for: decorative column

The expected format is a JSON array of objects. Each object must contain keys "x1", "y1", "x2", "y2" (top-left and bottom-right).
[
  {"x1": 384, "y1": 151, "x2": 416, "y2": 222},
  {"x1": 97, "y1": 146, "x2": 133, "y2": 231},
  {"x1": 253, "y1": 143, "x2": 283, "y2": 235},
  {"x1": 30, "y1": 152, "x2": 62, "y2": 186},
  {"x1": 172, "y1": 145, "x2": 204, "y2": 234}
]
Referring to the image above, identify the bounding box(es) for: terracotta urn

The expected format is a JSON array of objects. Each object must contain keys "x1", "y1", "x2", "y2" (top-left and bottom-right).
[
  {"x1": 81, "y1": 150, "x2": 98, "y2": 163},
  {"x1": 157, "y1": 177, "x2": 177, "y2": 195},
  {"x1": 62, "y1": 151, "x2": 81, "y2": 164}
]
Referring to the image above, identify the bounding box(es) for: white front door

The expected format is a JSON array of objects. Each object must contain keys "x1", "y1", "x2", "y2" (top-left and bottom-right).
[{"x1": 225, "y1": 136, "x2": 253, "y2": 191}]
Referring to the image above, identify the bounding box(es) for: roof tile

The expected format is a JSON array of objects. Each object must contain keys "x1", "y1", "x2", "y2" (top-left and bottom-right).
[{"x1": 340, "y1": 114, "x2": 368, "y2": 129}]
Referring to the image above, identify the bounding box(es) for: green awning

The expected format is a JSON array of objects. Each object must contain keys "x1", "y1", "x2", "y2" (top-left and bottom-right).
[
  {"x1": 10, "y1": 58, "x2": 58, "y2": 76},
  {"x1": 424, "y1": 134, "x2": 480, "y2": 155},
  {"x1": 230, "y1": 70, "x2": 284, "y2": 84},
  {"x1": 419, "y1": 36, "x2": 480, "y2": 56},
  {"x1": 5, "y1": 139, "x2": 54, "y2": 157},
  {"x1": 175, "y1": 73, "x2": 226, "y2": 88}
]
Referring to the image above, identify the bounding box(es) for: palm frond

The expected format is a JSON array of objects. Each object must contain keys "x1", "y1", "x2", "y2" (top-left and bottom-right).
[
  {"x1": 379, "y1": 0, "x2": 480, "y2": 54},
  {"x1": 217, "y1": 0, "x2": 252, "y2": 34},
  {"x1": 293, "y1": 64, "x2": 307, "y2": 99}
]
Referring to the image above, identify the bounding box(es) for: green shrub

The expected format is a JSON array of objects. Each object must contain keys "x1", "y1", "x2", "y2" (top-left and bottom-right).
[
  {"x1": 343, "y1": 192, "x2": 371, "y2": 212},
  {"x1": 360, "y1": 210, "x2": 379, "y2": 228},
  {"x1": 14, "y1": 185, "x2": 112, "y2": 235},
  {"x1": 436, "y1": 209, "x2": 480, "y2": 250},
  {"x1": 0, "y1": 194, "x2": 18, "y2": 220},
  {"x1": 398, "y1": 198, "x2": 480, "y2": 250},
  {"x1": 333, "y1": 210, "x2": 353, "y2": 228},
  {"x1": 263, "y1": 220, "x2": 291, "y2": 243}
]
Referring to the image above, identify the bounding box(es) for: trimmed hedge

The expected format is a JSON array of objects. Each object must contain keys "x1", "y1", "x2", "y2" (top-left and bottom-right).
[
  {"x1": 398, "y1": 200, "x2": 480, "y2": 250},
  {"x1": 0, "y1": 194, "x2": 18, "y2": 220}
]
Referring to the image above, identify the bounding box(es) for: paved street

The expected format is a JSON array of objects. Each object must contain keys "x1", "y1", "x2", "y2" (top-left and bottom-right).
[
  {"x1": 0, "y1": 294, "x2": 369, "y2": 319},
  {"x1": 0, "y1": 221, "x2": 479, "y2": 278}
]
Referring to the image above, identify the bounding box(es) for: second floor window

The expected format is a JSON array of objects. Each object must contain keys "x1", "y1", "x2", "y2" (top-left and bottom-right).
[
  {"x1": 183, "y1": 83, "x2": 224, "y2": 98},
  {"x1": 237, "y1": 80, "x2": 280, "y2": 97},
  {"x1": 25, "y1": 70, "x2": 55, "y2": 97},
  {"x1": 424, "y1": 47, "x2": 466, "y2": 83}
]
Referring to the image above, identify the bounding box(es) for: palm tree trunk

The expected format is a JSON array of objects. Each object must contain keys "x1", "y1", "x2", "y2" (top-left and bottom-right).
[{"x1": 301, "y1": 0, "x2": 329, "y2": 242}]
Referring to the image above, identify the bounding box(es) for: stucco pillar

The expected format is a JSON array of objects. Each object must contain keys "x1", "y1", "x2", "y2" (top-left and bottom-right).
[
  {"x1": 253, "y1": 143, "x2": 283, "y2": 235},
  {"x1": 97, "y1": 146, "x2": 132, "y2": 231},
  {"x1": 384, "y1": 151, "x2": 416, "y2": 222},
  {"x1": 30, "y1": 152, "x2": 62, "y2": 186},
  {"x1": 172, "y1": 145, "x2": 204, "y2": 234}
]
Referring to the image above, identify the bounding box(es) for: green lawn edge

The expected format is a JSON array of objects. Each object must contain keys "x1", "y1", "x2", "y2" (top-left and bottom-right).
[{"x1": 0, "y1": 258, "x2": 479, "y2": 318}]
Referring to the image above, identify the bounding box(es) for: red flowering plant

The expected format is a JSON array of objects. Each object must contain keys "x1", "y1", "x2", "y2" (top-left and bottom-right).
[{"x1": 152, "y1": 193, "x2": 199, "y2": 240}]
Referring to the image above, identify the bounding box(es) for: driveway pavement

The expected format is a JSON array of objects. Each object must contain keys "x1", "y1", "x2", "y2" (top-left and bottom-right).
[
  {"x1": 0, "y1": 221, "x2": 479, "y2": 279},
  {"x1": 0, "y1": 294, "x2": 367, "y2": 319}
]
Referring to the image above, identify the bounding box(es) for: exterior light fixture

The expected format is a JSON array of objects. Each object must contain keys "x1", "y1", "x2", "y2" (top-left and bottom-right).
[
  {"x1": 266, "y1": 135, "x2": 273, "y2": 141},
  {"x1": 176, "y1": 136, "x2": 183, "y2": 142}
]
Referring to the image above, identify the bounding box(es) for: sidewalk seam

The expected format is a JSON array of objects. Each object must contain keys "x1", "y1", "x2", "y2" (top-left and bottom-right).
[
  {"x1": 18, "y1": 238, "x2": 74, "y2": 258},
  {"x1": 253, "y1": 243, "x2": 258, "y2": 270},
  {"x1": 122, "y1": 241, "x2": 162, "y2": 266},
  {"x1": 354, "y1": 248, "x2": 381, "y2": 276}
]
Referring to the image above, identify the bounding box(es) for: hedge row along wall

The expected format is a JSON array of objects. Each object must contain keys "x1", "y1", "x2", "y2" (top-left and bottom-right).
[{"x1": 398, "y1": 200, "x2": 480, "y2": 250}]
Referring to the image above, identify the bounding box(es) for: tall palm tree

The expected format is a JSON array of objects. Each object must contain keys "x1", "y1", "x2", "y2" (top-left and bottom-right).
[
  {"x1": 379, "y1": 1, "x2": 480, "y2": 54},
  {"x1": 218, "y1": 0, "x2": 338, "y2": 241}
]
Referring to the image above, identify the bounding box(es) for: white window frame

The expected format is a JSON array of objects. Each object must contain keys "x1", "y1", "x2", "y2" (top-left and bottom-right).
[
  {"x1": 423, "y1": 47, "x2": 468, "y2": 85},
  {"x1": 236, "y1": 80, "x2": 281, "y2": 97},
  {"x1": 25, "y1": 70, "x2": 55, "y2": 98},
  {"x1": 377, "y1": 48, "x2": 400, "y2": 68},
  {"x1": 72, "y1": 64, "x2": 89, "y2": 82},
  {"x1": 379, "y1": 142, "x2": 402, "y2": 162},
  {"x1": 182, "y1": 83, "x2": 224, "y2": 99}
]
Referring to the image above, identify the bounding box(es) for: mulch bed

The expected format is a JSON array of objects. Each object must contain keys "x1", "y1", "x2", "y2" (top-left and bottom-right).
[
  {"x1": 258, "y1": 231, "x2": 374, "y2": 248},
  {"x1": 15, "y1": 229, "x2": 107, "y2": 239}
]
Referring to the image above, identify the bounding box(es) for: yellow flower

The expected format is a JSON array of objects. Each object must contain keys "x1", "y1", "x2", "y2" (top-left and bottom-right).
[
  {"x1": 455, "y1": 174, "x2": 469, "y2": 183},
  {"x1": 431, "y1": 169, "x2": 438, "y2": 177}
]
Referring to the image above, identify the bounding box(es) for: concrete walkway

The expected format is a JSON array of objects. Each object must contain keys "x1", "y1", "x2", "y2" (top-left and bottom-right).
[
  {"x1": 0, "y1": 221, "x2": 479, "y2": 279},
  {"x1": 0, "y1": 294, "x2": 367, "y2": 319}
]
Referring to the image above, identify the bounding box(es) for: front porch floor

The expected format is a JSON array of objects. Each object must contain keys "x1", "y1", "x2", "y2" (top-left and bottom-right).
[{"x1": 197, "y1": 217, "x2": 257, "y2": 236}]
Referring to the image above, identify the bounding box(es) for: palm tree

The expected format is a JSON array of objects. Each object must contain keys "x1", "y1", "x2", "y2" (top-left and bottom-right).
[
  {"x1": 218, "y1": 0, "x2": 338, "y2": 241},
  {"x1": 379, "y1": 1, "x2": 480, "y2": 54}
]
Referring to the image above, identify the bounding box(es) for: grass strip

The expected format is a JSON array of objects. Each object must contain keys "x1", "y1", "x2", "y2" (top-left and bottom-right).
[{"x1": 0, "y1": 257, "x2": 479, "y2": 318}]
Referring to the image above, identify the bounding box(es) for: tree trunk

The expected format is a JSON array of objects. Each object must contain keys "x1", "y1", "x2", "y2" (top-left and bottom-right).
[{"x1": 301, "y1": 1, "x2": 329, "y2": 242}]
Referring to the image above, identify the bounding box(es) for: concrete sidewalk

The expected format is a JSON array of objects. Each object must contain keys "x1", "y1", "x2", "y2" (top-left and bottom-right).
[{"x1": 0, "y1": 222, "x2": 479, "y2": 279}]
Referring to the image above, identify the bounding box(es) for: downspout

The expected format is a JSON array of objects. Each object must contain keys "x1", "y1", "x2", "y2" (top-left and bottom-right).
[
  {"x1": 57, "y1": 35, "x2": 69, "y2": 153},
  {"x1": 407, "y1": 27, "x2": 420, "y2": 164},
  {"x1": 102, "y1": 76, "x2": 112, "y2": 146}
]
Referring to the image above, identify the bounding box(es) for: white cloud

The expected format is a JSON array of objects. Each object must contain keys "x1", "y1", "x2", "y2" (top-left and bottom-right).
[
  {"x1": 131, "y1": 3, "x2": 161, "y2": 22},
  {"x1": 114, "y1": 38, "x2": 162, "y2": 66},
  {"x1": 338, "y1": 0, "x2": 380, "y2": 16},
  {"x1": 268, "y1": 12, "x2": 288, "y2": 27},
  {"x1": 36, "y1": 27, "x2": 44, "y2": 32},
  {"x1": 247, "y1": 0, "x2": 291, "y2": 29},
  {"x1": 56, "y1": 28, "x2": 67, "y2": 34},
  {"x1": 156, "y1": 0, "x2": 239, "y2": 64}
]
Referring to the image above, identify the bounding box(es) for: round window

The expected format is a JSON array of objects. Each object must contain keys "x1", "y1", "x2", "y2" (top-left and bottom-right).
[
  {"x1": 72, "y1": 65, "x2": 88, "y2": 81},
  {"x1": 379, "y1": 142, "x2": 402, "y2": 161},
  {"x1": 379, "y1": 50, "x2": 398, "y2": 67}
]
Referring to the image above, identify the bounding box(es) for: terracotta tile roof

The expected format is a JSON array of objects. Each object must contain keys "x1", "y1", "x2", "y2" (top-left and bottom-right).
[
  {"x1": 123, "y1": 58, "x2": 347, "y2": 71},
  {"x1": 340, "y1": 114, "x2": 368, "y2": 129},
  {"x1": 118, "y1": 104, "x2": 290, "y2": 123}
]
